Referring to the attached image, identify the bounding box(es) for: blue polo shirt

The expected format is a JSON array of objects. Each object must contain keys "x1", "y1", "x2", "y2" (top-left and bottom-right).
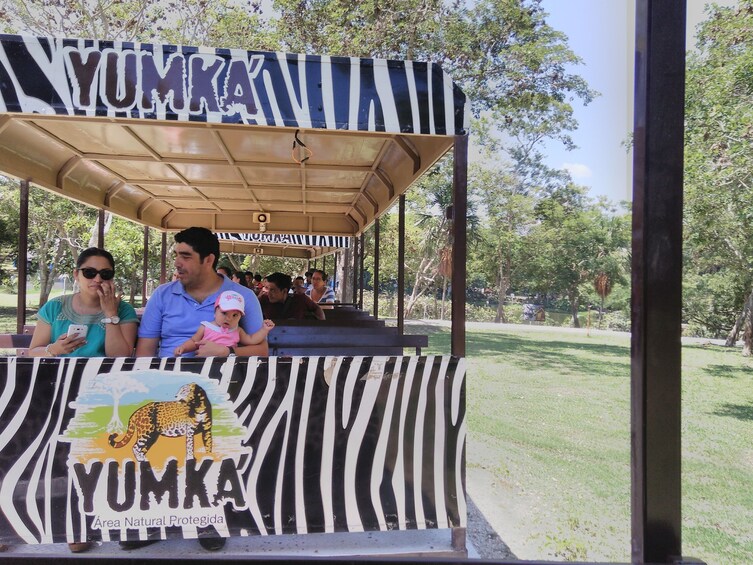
[{"x1": 138, "y1": 276, "x2": 263, "y2": 357}]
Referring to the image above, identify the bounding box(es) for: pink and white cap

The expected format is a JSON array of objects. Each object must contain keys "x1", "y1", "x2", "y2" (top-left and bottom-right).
[{"x1": 215, "y1": 290, "x2": 245, "y2": 314}]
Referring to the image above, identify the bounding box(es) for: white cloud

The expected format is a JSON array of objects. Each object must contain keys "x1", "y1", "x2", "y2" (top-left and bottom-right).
[{"x1": 562, "y1": 162, "x2": 593, "y2": 179}]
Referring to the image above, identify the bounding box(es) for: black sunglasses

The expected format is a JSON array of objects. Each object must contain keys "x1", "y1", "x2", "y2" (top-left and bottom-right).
[{"x1": 79, "y1": 267, "x2": 115, "y2": 280}]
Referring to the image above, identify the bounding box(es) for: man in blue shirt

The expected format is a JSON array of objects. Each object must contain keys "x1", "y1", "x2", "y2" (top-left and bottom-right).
[
  {"x1": 136, "y1": 226, "x2": 267, "y2": 358},
  {"x1": 131, "y1": 227, "x2": 265, "y2": 552}
]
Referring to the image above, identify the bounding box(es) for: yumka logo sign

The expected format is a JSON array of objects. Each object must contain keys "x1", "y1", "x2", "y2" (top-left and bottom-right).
[{"x1": 62, "y1": 369, "x2": 251, "y2": 538}]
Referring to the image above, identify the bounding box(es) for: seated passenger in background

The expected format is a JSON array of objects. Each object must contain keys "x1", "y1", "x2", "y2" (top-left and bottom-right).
[
  {"x1": 244, "y1": 271, "x2": 253, "y2": 287},
  {"x1": 292, "y1": 276, "x2": 306, "y2": 294},
  {"x1": 174, "y1": 291, "x2": 274, "y2": 356},
  {"x1": 259, "y1": 272, "x2": 325, "y2": 320},
  {"x1": 306, "y1": 269, "x2": 335, "y2": 308},
  {"x1": 232, "y1": 271, "x2": 248, "y2": 287},
  {"x1": 258, "y1": 276, "x2": 269, "y2": 296},
  {"x1": 252, "y1": 274, "x2": 263, "y2": 294}
]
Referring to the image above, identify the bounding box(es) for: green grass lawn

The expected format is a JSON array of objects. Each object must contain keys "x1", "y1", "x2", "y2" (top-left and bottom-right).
[{"x1": 414, "y1": 323, "x2": 753, "y2": 564}]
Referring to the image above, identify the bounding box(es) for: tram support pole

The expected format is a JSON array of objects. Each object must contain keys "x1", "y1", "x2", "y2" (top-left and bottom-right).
[
  {"x1": 17, "y1": 180, "x2": 29, "y2": 334},
  {"x1": 373, "y1": 218, "x2": 380, "y2": 320},
  {"x1": 451, "y1": 134, "x2": 468, "y2": 357},
  {"x1": 397, "y1": 195, "x2": 406, "y2": 335},
  {"x1": 631, "y1": 1, "x2": 686, "y2": 562}
]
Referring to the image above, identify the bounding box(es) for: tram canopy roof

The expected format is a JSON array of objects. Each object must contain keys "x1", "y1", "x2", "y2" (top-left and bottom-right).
[
  {"x1": 217, "y1": 233, "x2": 348, "y2": 260},
  {"x1": 0, "y1": 35, "x2": 468, "y2": 237}
]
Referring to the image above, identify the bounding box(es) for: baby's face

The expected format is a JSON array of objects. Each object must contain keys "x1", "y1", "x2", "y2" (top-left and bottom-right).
[{"x1": 215, "y1": 308, "x2": 242, "y2": 329}]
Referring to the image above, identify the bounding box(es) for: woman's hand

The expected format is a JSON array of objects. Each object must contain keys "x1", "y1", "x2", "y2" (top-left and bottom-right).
[
  {"x1": 49, "y1": 332, "x2": 87, "y2": 356},
  {"x1": 96, "y1": 280, "x2": 121, "y2": 317}
]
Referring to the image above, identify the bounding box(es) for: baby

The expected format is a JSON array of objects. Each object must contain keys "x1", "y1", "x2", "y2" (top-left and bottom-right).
[{"x1": 174, "y1": 290, "x2": 274, "y2": 356}]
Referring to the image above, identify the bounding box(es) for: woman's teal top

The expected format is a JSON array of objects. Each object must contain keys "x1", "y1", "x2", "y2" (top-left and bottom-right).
[{"x1": 37, "y1": 294, "x2": 138, "y2": 357}]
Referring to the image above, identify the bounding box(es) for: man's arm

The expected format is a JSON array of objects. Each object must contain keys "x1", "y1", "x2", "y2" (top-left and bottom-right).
[
  {"x1": 135, "y1": 337, "x2": 159, "y2": 357},
  {"x1": 196, "y1": 341, "x2": 269, "y2": 357},
  {"x1": 305, "y1": 295, "x2": 325, "y2": 320},
  {"x1": 312, "y1": 303, "x2": 325, "y2": 320}
]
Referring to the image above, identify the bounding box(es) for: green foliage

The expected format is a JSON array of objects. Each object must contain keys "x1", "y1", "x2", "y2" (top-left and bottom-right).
[{"x1": 684, "y1": 0, "x2": 753, "y2": 340}]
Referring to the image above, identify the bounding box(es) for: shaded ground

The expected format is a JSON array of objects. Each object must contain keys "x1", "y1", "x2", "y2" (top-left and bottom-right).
[{"x1": 467, "y1": 496, "x2": 517, "y2": 560}]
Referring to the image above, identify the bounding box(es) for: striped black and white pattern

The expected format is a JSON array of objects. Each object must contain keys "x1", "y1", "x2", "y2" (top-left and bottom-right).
[
  {"x1": 217, "y1": 233, "x2": 351, "y2": 248},
  {"x1": 0, "y1": 356, "x2": 466, "y2": 543},
  {"x1": 0, "y1": 35, "x2": 468, "y2": 135}
]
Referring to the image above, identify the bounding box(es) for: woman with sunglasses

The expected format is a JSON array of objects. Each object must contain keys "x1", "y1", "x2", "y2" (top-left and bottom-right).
[{"x1": 29, "y1": 247, "x2": 138, "y2": 359}]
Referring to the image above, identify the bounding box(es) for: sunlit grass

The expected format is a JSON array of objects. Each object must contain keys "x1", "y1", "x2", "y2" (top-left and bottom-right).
[{"x1": 414, "y1": 322, "x2": 753, "y2": 564}]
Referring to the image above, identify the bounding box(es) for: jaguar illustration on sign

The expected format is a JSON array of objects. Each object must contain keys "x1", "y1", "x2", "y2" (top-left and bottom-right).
[{"x1": 62, "y1": 370, "x2": 250, "y2": 539}]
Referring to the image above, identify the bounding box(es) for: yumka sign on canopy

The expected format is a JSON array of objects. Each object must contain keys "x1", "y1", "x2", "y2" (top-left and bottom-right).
[{"x1": 0, "y1": 34, "x2": 467, "y2": 134}]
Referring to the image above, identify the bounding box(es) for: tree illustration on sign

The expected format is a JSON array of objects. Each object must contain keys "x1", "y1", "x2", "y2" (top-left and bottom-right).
[{"x1": 88, "y1": 375, "x2": 149, "y2": 434}]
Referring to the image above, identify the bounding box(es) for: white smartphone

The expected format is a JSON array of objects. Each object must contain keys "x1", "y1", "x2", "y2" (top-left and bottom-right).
[{"x1": 67, "y1": 324, "x2": 89, "y2": 340}]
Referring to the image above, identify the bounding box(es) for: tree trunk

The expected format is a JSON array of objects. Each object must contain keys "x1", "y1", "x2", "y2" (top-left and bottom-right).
[
  {"x1": 440, "y1": 275, "x2": 448, "y2": 320},
  {"x1": 743, "y1": 305, "x2": 753, "y2": 356},
  {"x1": 129, "y1": 270, "x2": 138, "y2": 304},
  {"x1": 726, "y1": 287, "x2": 753, "y2": 346},
  {"x1": 87, "y1": 212, "x2": 112, "y2": 248},
  {"x1": 569, "y1": 291, "x2": 580, "y2": 328},
  {"x1": 405, "y1": 256, "x2": 437, "y2": 318},
  {"x1": 494, "y1": 257, "x2": 511, "y2": 323},
  {"x1": 38, "y1": 242, "x2": 65, "y2": 307}
]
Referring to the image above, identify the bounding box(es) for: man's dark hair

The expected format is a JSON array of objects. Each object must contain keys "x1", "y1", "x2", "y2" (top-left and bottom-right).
[
  {"x1": 253, "y1": 274, "x2": 262, "y2": 283},
  {"x1": 305, "y1": 271, "x2": 313, "y2": 277},
  {"x1": 233, "y1": 271, "x2": 248, "y2": 287},
  {"x1": 174, "y1": 227, "x2": 219, "y2": 269},
  {"x1": 267, "y1": 272, "x2": 292, "y2": 291},
  {"x1": 294, "y1": 276, "x2": 304, "y2": 283},
  {"x1": 244, "y1": 271, "x2": 253, "y2": 277}
]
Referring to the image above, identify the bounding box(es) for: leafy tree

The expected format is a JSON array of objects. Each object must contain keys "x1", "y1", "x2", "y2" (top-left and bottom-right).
[
  {"x1": 684, "y1": 0, "x2": 753, "y2": 352},
  {"x1": 0, "y1": 178, "x2": 98, "y2": 307},
  {"x1": 473, "y1": 163, "x2": 535, "y2": 322},
  {"x1": 521, "y1": 187, "x2": 628, "y2": 327},
  {"x1": 0, "y1": 0, "x2": 247, "y2": 46}
]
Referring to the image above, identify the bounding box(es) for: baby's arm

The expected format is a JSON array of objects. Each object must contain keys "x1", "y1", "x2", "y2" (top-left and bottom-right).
[
  {"x1": 239, "y1": 319, "x2": 275, "y2": 345},
  {"x1": 174, "y1": 327, "x2": 205, "y2": 356}
]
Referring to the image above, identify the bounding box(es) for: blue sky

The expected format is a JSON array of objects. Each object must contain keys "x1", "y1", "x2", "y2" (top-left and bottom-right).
[
  {"x1": 539, "y1": 0, "x2": 632, "y2": 204},
  {"x1": 536, "y1": 0, "x2": 736, "y2": 204}
]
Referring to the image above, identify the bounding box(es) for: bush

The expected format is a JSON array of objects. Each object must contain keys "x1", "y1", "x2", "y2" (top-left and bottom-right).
[{"x1": 602, "y1": 310, "x2": 631, "y2": 332}]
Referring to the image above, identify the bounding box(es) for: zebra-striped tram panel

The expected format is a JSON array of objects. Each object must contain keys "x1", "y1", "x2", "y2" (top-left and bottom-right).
[{"x1": 0, "y1": 355, "x2": 466, "y2": 544}]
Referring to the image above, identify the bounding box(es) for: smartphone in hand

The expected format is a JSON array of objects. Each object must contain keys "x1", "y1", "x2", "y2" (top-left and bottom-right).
[{"x1": 67, "y1": 324, "x2": 89, "y2": 340}]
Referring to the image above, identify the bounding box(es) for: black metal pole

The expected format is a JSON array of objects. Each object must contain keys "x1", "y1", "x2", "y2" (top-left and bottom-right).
[
  {"x1": 17, "y1": 180, "x2": 29, "y2": 334},
  {"x1": 333, "y1": 252, "x2": 338, "y2": 300},
  {"x1": 451, "y1": 135, "x2": 468, "y2": 357},
  {"x1": 142, "y1": 226, "x2": 149, "y2": 306},
  {"x1": 352, "y1": 236, "x2": 359, "y2": 305},
  {"x1": 631, "y1": 1, "x2": 686, "y2": 562},
  {"x1": 359, "y1": 234, "x2": 365, "y2": 310},
  {"x1": 160, "y1": 231, "x2": 167, "y2": 284},
  {"x1": 97, "y1": 209, "x2": 105, "y2": 248},
  {"x1": 397, "y1": 195, "x2": 406, "y2": 334},
  {"x1": 373, "y1": 219, "x2": 380, "y2": 320}
]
